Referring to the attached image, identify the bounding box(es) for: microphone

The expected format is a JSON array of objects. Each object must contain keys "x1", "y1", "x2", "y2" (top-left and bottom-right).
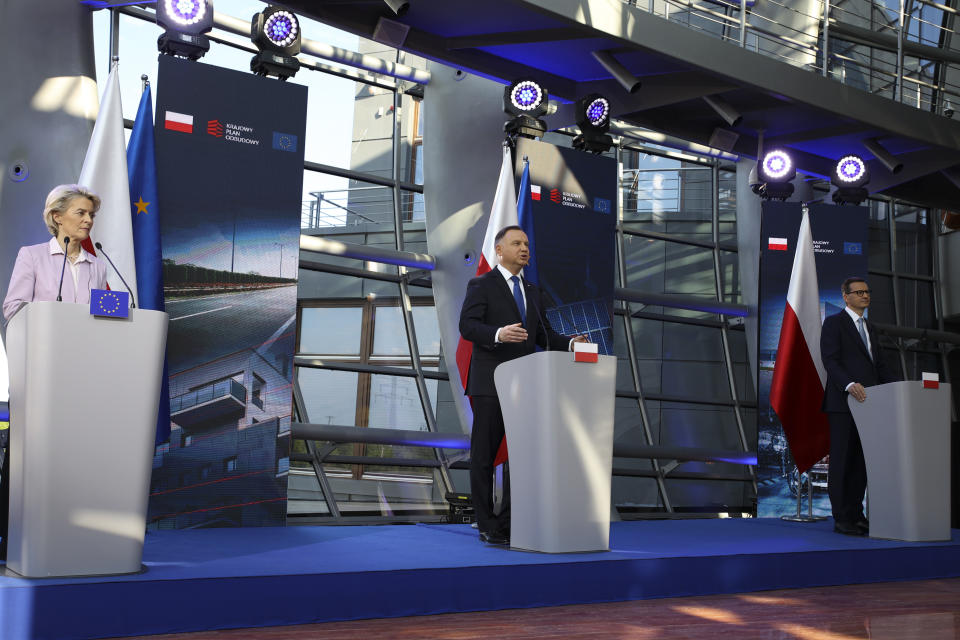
[
  {"x1": 525, "y1": 285, "x2": 552, "y2": 351},
  {"x1": 57, "y1": 237, "x2": 70, "y2": 302},
  {"x1": 95, "y1": 242, "x2": 137, "y2": 308}
]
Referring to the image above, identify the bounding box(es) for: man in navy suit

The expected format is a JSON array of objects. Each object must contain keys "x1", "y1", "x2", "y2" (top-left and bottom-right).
[
  {"x1": 820, "y1": 277, "x2": 899, "y2": 536},
  {"x1": 459, "y1": 226, "x2": 585, "y2": 545}
]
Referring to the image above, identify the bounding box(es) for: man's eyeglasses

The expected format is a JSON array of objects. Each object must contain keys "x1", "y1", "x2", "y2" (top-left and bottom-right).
[{"x1": 847, "y1": 289, "x2": 872, "y2": 297}]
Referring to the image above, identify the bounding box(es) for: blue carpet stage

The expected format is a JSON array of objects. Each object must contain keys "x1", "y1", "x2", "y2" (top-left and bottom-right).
[{"x1": 2, "y1": 519, "x2": 959, "y2": 639}]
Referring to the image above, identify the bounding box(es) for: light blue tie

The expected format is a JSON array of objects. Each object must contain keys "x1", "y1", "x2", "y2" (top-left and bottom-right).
[
  {"x1": 511, "y1": 275, "x2": 526, "y2": 326},
  {"x1": 857, "y1": 317, "x2": 872, "y2": 360}
]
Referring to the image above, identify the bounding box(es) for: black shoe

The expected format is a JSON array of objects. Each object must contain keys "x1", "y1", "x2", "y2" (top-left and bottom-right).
[
  {"x1": 834, "y1": 521, "x2": 866, "y2": 536},
  {"x1": 479, "y1": 531, "x2": 509, "y2": 545},
  {"x1": 855, "y1": 518, "x2": 869, "y2": 535}
]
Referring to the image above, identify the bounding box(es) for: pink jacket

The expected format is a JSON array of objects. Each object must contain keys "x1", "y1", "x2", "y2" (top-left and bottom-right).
[{"x1": 3, "y1": 238, "x2": 108, "y2": 321}]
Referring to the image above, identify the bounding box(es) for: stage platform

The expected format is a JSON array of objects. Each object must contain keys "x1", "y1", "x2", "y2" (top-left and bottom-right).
[{"x1": 1, "y1": 518, "x2": 958, "y2": 639}]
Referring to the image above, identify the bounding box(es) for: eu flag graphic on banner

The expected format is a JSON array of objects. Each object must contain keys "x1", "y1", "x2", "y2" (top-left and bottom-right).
[
  {"x1": 843, "y1": 241, "x2": 863, "y2": 255},
  {"x1": 129, "y1": 84, "x2": 171, "y2": 445},
  {"x1": 272, "y1": 131, "x2": 298, "y2": 152},
  {"x1": 90, "y1": 289, "x2": 130, "y2": 318}
]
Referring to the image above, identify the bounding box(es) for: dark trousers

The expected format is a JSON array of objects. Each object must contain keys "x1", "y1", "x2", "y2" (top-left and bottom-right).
[
  {"x1": 827, "y1": 411, "x2": 868, "y2": 524},
  {"x1": 0, "y1": 439, "x2": 8, "y2": 556},
  {"x1": 470, "y1": 396, "x2": 511, "y2": 535}
]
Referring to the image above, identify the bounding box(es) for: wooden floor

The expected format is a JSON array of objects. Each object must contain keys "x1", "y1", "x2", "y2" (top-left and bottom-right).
[{"x1": 121, "y1": 578, "x2": 960, "y2": 639}]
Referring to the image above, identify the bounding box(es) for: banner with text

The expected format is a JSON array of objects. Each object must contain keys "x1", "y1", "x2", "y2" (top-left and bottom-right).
[
  {"x1": 513, "y1": 138, "x2": 616, "y2": 353},
  {"x1": 757, "y1": 201, "x2": 869, "y2": 517},
  {"x1": 151, "y1": 55, "x2": 306, "y2": 528}
]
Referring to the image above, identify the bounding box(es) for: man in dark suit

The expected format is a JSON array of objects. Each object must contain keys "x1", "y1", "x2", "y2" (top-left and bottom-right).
[
  {"x1": 820, "y1": 277, "x2": 899, "y2": 536},
  {"x1": 459, "y1": 225, "x2": 585, "y2": 545}
]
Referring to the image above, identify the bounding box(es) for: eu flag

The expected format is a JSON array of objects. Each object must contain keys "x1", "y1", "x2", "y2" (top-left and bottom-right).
[
  {"x1": 90, "y1": 289, "x2": 130, "y2": 318},
  {"x1": 272, "y1": 131, "x2": 298, "y2": 152},
  {"x1": 517, "y1": 159, "x2": 539, "y2": 286},
  {"x1": 128, "y1": 84, "x2": 171, "y2": 445}
]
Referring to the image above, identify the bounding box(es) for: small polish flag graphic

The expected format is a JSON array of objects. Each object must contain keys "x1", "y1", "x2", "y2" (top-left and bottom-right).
[
  {"x1": 574, "y1": 342, "x2": 599, "y2": 363},
  {"x1": 922, "y1": 372, "x2": 940, "y2": 389},
  {"x1": 165, "y1": 111, "x2": 194, "y2": 133},
  {"x1": 531, "y1": 185, "x2": 541, "y2": 201},
  {"x1": 768, "y1": 237, "x2": 788, "y2": 251}
]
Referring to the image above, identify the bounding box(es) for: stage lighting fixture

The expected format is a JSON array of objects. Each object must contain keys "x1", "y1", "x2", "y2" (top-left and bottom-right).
[
  {"x1": 383, "y1": 0, "x2": 410, "y2": 16},
  {"x1": 862, "y1": 138, "x2": 903, "y2": 174},
  {"x1": 250, "y1": 6, "x2": 301, "y2": 80},
  {"x1": 592, "y1": 50, "x2": 641, "y2": 94},
  {"x1": 944, "y1": 98, "x2": 955, "y2": 118},
  {"x1": 156, "y1": 0, "x2": 213, "y2": 60},
  {"x1": 830, "y1": 155, "x2": 870, "y2": 205},
  {"x1": 703, "y1": 94, "x2": 742, "y2": 127},
  {"x1": 755, "y1": 149, "x2": 795, "y2": 200},
  {"x1": 503, "y1": 79, "x2": 549, "y2": 139},
  {"x1": 573, "y1": 94, "x2": 614, "y2": 154}
]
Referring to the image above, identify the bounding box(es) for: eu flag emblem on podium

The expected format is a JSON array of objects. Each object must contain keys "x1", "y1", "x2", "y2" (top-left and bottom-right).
[{"x1": 90, "y1": 289, "x2": 130, "y2": 318}]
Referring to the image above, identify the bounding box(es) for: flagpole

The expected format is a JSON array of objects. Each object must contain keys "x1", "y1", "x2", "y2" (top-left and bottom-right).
[{"x1": 781, "y1": 467, "x2": 827, "y2": 523}]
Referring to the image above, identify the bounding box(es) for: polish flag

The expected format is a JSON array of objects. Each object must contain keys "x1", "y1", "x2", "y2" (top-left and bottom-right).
[
  {"x1": 768, "y1": 237, "x2": 788, "y2": 251},
  {"x1": 574, "y1": 342, "x2": 599, "y2": 363},
  {"x1": 78, "y1": 65, "x2": 137, "y2": 301},
  {"x1": 531, "y1": 184, "x2": 541, "y2": 201},
  {"x1": 922, "y1": 372, "x2": 940, "y2": 389},
  {"x1": 455, "y1": 145, "x2": 519, "y2": 467},
  {"x1": 769, "y1": 212, "x2": 830, "y2": 474},
  {"x1": 164, "y1": 111, "x2": 193, "y2": 133}
]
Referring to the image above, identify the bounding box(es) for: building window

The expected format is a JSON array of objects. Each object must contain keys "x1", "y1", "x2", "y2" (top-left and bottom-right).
[
  {"x1": 224, "y1": 457, "x2": 237, "y2": 472},
  {"x1": 296, "y1": 297, "x2": 440, "y2": 480},
  {"x1": 252, "y1": 373, "x2": 265, "y2": 410},
  {"x1": 182, "y1": 434, "x2": 193, "y2": 447}
]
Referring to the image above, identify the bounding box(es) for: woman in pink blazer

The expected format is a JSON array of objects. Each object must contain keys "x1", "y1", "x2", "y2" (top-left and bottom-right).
[
  {"x1": 2, "y1": 184, "x2": 108, "y2": 322},
  {"x1": 2, "y1": 184, "x2": 106, "y2": 560}
]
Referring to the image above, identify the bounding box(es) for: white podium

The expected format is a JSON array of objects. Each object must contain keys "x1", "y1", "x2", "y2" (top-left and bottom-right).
[
  {"x1": 494, "y1": 351, "x2": 617, "y2": 553},
  {"x1": 6, "y1": 302, "x2": 167, "y2": 577},
  {"x1": 848, "y1": 380, "x2": 952, "y2": 542}
]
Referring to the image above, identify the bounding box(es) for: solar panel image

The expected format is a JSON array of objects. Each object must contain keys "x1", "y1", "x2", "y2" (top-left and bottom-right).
[{"x1": 546, "y1": 299, "x2": 613, "y2": 355}]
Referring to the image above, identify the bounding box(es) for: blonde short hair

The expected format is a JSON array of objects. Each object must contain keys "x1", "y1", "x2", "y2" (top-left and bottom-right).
[{"x1": 42, "y1": 184, "x2": 101, "y2": 236}]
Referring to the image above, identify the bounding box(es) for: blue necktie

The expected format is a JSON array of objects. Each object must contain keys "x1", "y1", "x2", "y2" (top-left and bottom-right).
[
  {"x1": 857, "y1": 317, "x2": 872, "y2": 360},
  {"x1": 511, "y1": 275, "x2": 526, "y2": 326}
]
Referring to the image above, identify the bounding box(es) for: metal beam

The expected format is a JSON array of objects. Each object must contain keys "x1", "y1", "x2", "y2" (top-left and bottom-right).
[
  {"x1": 615, "y1": 286, "x2": 749, "y2": 317},
  {"x1": 829, "y1": 19, "x2": 960, "y2": 67},
  {"x1": 445, "y1": 27, "x2": 588, "y2": 49},
  {"x1": 300, "y1": 235, "x2": 435, "y2": 270},
  {"x1": 292, "y1": 423, "x2": 471, "y2": 449}
]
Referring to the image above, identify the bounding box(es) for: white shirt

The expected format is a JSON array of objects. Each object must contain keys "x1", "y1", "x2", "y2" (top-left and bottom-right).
[
  {"x1": 493, "y1": 264, "x2": 526, "y2": 344},
  {"x1": 843, "y1": 306, "x2": 870, "y2": 392},
  {"x1": 48, "y1": 237, "x2": 95, "y2": 303},
  {"x1": 844, "y1": 306, "x2": 871, "y2": 354},
  {"x1": 492, "y1": 264, "x2": 576, "y2": 351}
]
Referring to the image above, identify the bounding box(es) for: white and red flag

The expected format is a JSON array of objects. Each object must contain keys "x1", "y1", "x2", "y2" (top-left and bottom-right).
[
  {"x1": 769, "y1": 211, "x2": 830, "y2": 474},
  {"x1": 574, "y1": 342, "x2": 599, "y2": 363},
  {"x1": 78, "y1": 65, "x2": 137, "y2": 303},
  {"x1": 922, "y1": 372, "x2": 940, "y2": 389},
  {"x1": 164, "y1": 111, "x2": 193, "y2": 134}
]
